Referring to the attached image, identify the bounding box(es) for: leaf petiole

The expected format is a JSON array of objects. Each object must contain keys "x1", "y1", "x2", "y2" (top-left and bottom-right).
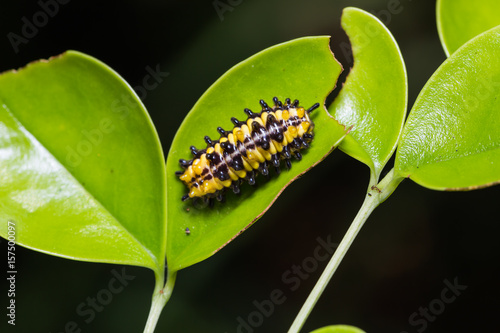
[
  {"x1": 143, "y1": 268, "x2": 177, "y2": 333},
  {"x1": 288, "y1": 168, "x2": 403, "y2": 333}
]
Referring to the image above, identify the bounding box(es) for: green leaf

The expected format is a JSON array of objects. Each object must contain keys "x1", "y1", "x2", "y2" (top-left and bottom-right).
[
  {"x1": 0, "y1": 51, "x2": 166, "y2": 271},
  {"x1": 309, "y1": 325, "x2": 366, "y2": 333},
  {"x1": 437, "y1": 0, "x2": 500, "y2": 56},
  {"x1": 166, "y1": 37, "x2": 347, "y2": 271},
  {"x1": 395, "y1": 26, "x2": 500, "y2": 190},
  {"x1": 328, "y1": 7, "x2": 407, "y2": 181}
]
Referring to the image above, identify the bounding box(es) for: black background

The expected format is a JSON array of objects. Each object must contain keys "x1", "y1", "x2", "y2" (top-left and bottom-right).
[{"x1": 1, "y1": 0, "x2": 499, "y2": 332}]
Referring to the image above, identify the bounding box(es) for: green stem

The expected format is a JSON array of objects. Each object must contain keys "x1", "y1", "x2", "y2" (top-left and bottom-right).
[
  {"x1": 143, "y1": 268, "x2": 177, "y2": 333},
  {"x1": 287, "y1": 168, "x2": 403, "y2": 333}
]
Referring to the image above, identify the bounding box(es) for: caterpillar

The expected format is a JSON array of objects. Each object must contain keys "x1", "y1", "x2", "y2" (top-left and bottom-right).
[{"x1": 176, "y1": 97, "x2": 319, "y2": 205}]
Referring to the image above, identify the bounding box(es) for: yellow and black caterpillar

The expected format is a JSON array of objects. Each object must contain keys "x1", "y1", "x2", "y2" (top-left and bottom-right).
[{"x1": 176, "y1": 97, "x2": 319, "y2": 204}]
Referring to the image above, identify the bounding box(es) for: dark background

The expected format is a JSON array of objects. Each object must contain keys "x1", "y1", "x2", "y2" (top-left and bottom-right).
[{"x1": 1, "y1": 0, "x2": 499, "y2": 332}]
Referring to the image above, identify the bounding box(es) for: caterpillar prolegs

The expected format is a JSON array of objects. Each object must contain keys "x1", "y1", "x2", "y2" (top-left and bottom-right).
[{"x1": 176, "y1": 97, "x2": 319, "y2": 205}]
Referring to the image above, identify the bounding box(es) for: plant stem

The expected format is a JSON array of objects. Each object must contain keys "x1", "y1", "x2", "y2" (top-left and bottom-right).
[
  {"x1": 287, "y1": 168, "x2": 403, "y2": 333},
  {"x1": 143, "y1": 268, "x2": 177, "y2": 333}
]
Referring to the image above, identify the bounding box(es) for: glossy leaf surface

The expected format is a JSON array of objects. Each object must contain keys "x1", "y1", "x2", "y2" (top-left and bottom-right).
[
  {"x1": 328, "y1": 7, "x2": 407, "y2": 181},
  {"x1": 0, "y1": 51, "x2": 166, "y2": 270},
  {"x1": 437, "y1": 0, "x2": 500, "y2": 56},
  {"x1": 166, "y1": 37, "x2": 347, "y2": 271},
  {"x1": 309, "y1": 325, "x2": 366, "y2": 333},
  {"x1": 396, "y1": 26, "x2": 500, "y2": 190}
]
